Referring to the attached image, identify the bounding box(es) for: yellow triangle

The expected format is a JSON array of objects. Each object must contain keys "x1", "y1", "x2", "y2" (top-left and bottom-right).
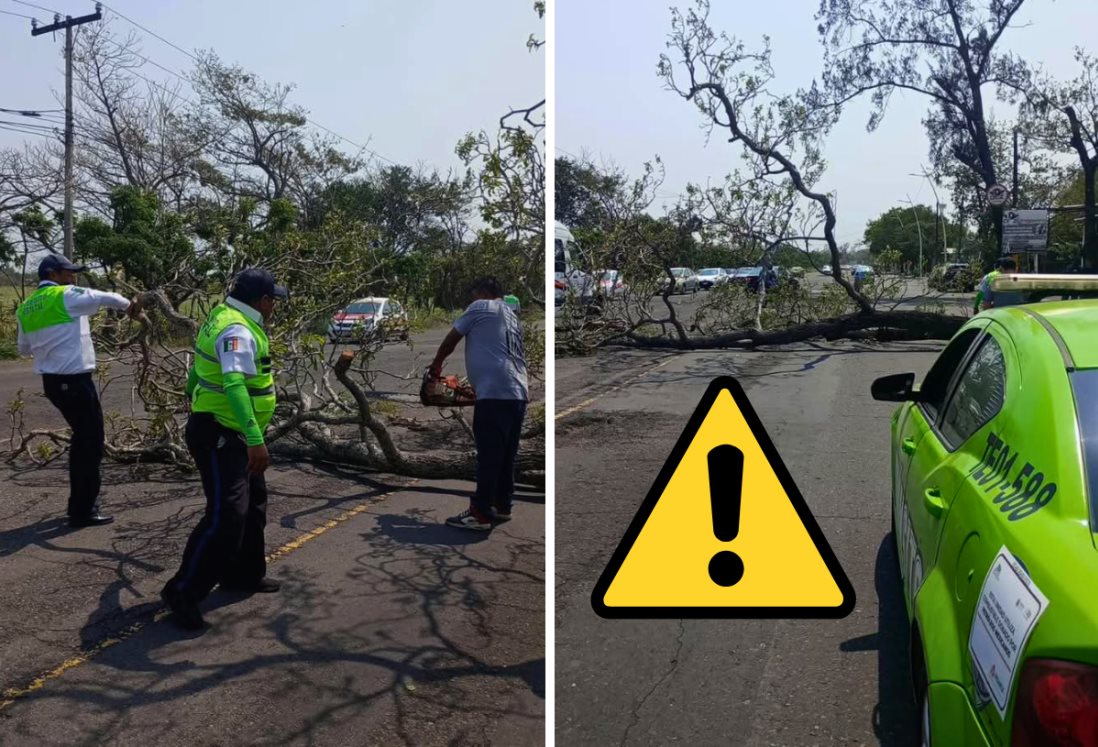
[{"x1": 591, "y1": 377, "x2": 855, "y2": 618}]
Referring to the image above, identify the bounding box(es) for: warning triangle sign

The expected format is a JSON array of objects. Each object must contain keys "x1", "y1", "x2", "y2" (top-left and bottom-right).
[{"x1": 591, "y1": 376, "x2": 855, "y2": 619}]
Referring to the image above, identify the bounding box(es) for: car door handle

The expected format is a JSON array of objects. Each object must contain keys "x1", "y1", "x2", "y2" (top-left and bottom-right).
[
  {"x1": 901, "y1": 438, "x2": 917, "y2": 455},
  {"x1": 924, "y1": 488, "x2": 946, "y2": 518}
]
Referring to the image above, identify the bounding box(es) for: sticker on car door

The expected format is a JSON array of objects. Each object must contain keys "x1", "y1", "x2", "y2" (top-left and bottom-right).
[{"x1": 968, "y1": 546, "x2": 1049, "y2": 718}]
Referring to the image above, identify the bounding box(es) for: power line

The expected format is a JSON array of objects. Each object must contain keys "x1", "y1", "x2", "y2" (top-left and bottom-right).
[
  {"x1": 9, "y1": 0, "x2": 58, "y2": 14},
  {"x1": 96, "y1": 2, "x2": 397, "y2": 165},
  {"x1": 1, "y1": 7, "x2": 40, "y2": 20},
  {"x1": 0, "y1": 106, "x2": 64, "y2": 117},
  {"x1": 0, "y1": 123, "x2": 59, "y2": 138},
  {"x1": 98, "y1": 1, "x2": 197, "y2": 62},
  {"x1": 0, "y1": 118, "x2": 60, "y2": 130}
]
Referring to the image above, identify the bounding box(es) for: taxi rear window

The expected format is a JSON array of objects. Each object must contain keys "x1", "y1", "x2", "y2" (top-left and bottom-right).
[{"x1": 1072, "y1": 369, "x2": 1098, "y2": 531}]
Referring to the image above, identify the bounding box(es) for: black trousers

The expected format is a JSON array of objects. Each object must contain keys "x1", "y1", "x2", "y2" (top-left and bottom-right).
[
  {"x1": 42, "y1": 372, "x2": 104, "y2": 519},
  {"x1": 472, "y1": 399, "x2": 527, "y2": 515},
  {"x1": 167, "y1": 413, "x2": 268, "y2": 604}
]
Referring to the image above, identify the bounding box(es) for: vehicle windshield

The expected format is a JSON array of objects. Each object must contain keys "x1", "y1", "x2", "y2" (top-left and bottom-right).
[
  {"x1": 699, "y1": 268, "x2": 721, "y2": 276},
  {"x1": 345, "y1": 302, "x2": 380, "y2": 314},
  {"x1": 555, "y1": 239, "x2": 566, "y2": 274},
  {"x1": 738, "y1": 267, "x2": 762, "y2": 276},
  {"x1": 600, "y1": 271, "x2": 618, "y2": 281},
  {"x1": 1071, "y1": 369, "x2": 1098, "y2": 532},
  {"x1": 672, "y1": 268, "x2": 690, "y2": 277}
]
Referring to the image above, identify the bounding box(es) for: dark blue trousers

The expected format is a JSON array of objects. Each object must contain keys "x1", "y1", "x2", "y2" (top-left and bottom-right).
[{"x1": 472, "y1": 399, "x2": 527, "y2": 516}]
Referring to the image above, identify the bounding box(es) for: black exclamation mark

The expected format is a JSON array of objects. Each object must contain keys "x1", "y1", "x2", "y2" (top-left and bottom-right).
[{"x1": 708, "y1": 444, "x2": 745, "y2": 587}]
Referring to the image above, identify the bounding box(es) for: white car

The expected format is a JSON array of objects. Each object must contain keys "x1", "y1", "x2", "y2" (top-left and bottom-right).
[
  {"x1": 696, "y1": 267, "x2": 728, "y2": 290},
  {"x1": 328, "y1": 297, "x2": 409, "y2": 343},
  {"x1": 661, "y1": 267, "x2": 699, "y2": 294}
]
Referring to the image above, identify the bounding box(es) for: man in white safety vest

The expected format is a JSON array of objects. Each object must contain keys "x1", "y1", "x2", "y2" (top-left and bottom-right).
[{"x1": 15, "y1": 254, "x2": 141, "y2": 527}]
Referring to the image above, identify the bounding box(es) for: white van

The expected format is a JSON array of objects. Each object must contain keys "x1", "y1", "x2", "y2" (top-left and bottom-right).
[{"x1": 554, "y1": 221, "x2": 593, "y2": 314}]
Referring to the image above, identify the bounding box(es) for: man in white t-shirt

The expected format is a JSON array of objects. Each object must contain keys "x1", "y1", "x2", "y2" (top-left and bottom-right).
[
  {"x1": 15, "y1": 255, "x2": 141, "y2": 527},
  {"x1": 429, "y1": 277, "x2": 529, "y2": 531}
]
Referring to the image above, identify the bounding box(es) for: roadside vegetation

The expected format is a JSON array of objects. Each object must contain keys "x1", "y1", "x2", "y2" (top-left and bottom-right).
[
  {"x1": 0, "y1": 6, "x2": 545, "y2": 480},
  {"x1": 556, "y1": 0, "x2": 1097, "y2": 354}
]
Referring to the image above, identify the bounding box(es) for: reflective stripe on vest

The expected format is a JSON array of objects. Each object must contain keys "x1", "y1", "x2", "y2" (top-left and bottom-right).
[
  {"x1": 16, "y1": 285, "x2": 72, "y2": 333},
  {"x1": 191, "y1": 303, "x2": 276, "y2": 432}
]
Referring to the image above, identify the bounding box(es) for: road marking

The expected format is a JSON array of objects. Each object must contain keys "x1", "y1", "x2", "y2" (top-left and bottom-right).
[
  {"x1": 555, "y1": 355, "x2": 676, "y2": 421},
  {"x1": 0, "y1": 485, "x2": 407, "y2": 712}
]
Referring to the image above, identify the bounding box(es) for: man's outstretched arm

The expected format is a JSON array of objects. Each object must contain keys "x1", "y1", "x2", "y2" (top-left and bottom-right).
[{"x1": 428, "y1": 328, "x2": 464, "y2": 377}]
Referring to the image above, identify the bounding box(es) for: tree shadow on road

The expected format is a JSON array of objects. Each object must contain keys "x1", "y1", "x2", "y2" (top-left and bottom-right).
[
  {"x1": 6, "y1": 501, "x2": 545, "y2": 747},
  {"x1": 839, "y1": 533, "x2": 918, "y2": 746}
]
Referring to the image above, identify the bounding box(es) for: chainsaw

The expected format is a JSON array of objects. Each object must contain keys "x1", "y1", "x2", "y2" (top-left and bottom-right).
[{"x1": 420, "y1": 369, "x2": 476, "y2": 407}]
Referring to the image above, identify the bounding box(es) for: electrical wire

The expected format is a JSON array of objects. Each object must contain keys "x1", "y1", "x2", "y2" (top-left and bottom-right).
[
  {"x1": 1, "y1": 7, "x2": 39, "y2": 20},
  {"x1": 9, "y1": 0, "x2": 58, "y2": 15},
  {"x1": 98, "y1": 1, "x2": 197, "y2": 62},
  {"x1": 0, "y1": 123, "x2": 59, "y2": 138},
  {"x1": 96, "y1": 2, "x2": 397, "y2": 164},
  {"x1": 0, "y1": 106, "x2": 64, "y2": 117}
]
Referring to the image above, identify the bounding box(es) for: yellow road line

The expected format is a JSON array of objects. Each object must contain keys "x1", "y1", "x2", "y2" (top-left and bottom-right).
[
  {"x1": 555, "y1": 355, "x2": 676, "y2": 421},
  {"x1": 0, "y1": 483, "x2": 409, "y2": 711}
]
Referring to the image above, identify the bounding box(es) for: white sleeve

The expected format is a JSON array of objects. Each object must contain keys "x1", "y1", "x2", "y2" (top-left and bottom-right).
[
  {"x1": 214, "y1": 324, "x2": 258, "y2": 375},
  {"x1": 63, "y1": 286, "x2": 131, "y2": 317},
  {"x1": 16, "y1": 319, "x2": 31, "y2": 357}
]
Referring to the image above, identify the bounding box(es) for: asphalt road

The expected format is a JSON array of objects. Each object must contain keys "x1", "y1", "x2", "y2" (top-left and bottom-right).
[
  {"x1": 555, "y1": 338, "x2": 945, "y2": 746},
  {"x1": 0, "y1": 321, "x2": 545, "y2": 745}
]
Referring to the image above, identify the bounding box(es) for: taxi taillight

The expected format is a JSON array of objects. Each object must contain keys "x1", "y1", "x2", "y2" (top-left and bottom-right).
[{"x1": 1012, "y1": 659, "x2": 1098, "y2": 747}]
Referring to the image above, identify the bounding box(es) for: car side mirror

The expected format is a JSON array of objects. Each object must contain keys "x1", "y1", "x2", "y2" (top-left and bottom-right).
[{"x1": 871, "y1": 372, "x2": 920, "y2": 402}]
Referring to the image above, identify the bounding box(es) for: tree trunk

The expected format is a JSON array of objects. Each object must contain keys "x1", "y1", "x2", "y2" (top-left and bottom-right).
[{"x1": 614, "y1": 310, "x2": 965, "y2": 350}]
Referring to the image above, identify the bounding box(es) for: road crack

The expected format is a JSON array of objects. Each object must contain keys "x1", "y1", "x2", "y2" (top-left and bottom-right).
[{"x1": 618, "y1": 618, "x2": 687, "y2": 746}]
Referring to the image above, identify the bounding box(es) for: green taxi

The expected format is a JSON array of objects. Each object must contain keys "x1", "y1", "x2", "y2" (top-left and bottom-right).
[{"x1": 871, "y1": 276, "x2": 1098, "y2": 746}]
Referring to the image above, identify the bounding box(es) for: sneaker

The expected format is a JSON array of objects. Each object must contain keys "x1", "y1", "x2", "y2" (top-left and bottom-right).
[
  {"x1": 445, "y1": 508, "x2": 493, "y2": 531},
  {"x1": 160, "y1": 584, "x2": 204, "y2": 630},
  {"x1": 221, "y1": 578, "x2": 281, "y2": 593}
]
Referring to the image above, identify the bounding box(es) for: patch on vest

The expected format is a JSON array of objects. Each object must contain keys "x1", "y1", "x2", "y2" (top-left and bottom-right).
[{"x1": 223, "y1": 337, "x2": 242, "y2": 352}]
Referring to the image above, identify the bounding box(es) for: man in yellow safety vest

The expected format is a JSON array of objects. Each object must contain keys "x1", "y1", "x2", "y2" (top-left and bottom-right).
[
  {"x1": 160, "y1": 268, "x2": 288, "y2": 630},
  {"x1": 15, "y1": 254, "x2": 141, "y2": 527}
]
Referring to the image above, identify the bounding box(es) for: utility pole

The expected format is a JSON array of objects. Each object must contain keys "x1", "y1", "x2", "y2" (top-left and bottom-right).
[
  {"x1": 1012, "y1": 129, "x2": 1020, "y2": 209},
  {"x1": 31, "y1": 5, "x2": 103, "y2": 260}
]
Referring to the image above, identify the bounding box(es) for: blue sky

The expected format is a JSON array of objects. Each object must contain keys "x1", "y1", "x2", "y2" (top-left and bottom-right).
[
  {"x1": 557, "y1": 0, "x2": 1096, "y2": 246},
  {"x1": 0, "y1": 0, "x2": 543, "y2": 175}
]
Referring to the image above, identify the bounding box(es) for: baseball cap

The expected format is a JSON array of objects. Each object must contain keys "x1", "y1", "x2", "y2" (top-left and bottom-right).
[
  {"x1": 37, "y1": 254, "x2": 87, "y2": 280},
  {"x1": 229, "y1": 267, "x2": 289, "y2": 302}
]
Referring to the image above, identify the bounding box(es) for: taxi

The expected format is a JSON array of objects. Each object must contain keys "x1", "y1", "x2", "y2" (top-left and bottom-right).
[{"x1": 871, "y1": 275, "x2": 1098, "y2": 746}]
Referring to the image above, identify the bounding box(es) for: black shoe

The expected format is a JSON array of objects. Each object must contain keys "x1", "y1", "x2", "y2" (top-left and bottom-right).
[
  {"x1": 160, "y1": 584, "x2": 204, "y2": 630},
  {"x1": 221, "y1": 578, "x2": 281, "y2": 593},
  {"x1": 68, "y1": 512, "x2": 114, "y2": 528},
  {"x1": 491, "y1": 509, "x2": 512, "y2": 524}
]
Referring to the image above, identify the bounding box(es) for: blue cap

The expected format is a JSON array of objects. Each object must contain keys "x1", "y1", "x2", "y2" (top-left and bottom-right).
[
  {"x1": 229, "y1": 267, "x2": 289, "y2": 302},
  {"x1": 37, "y1": 254, "x2": 87, "y2": 280}
]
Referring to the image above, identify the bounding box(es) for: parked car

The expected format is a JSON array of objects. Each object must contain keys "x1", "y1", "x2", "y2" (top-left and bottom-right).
[
  {"x1": 821, "y1": 264, "x2": 833, "y2": 275},
  {"x1": 852, "y1": 265, "x2": 874, "y2": 285},
  {"x1": 696, "y1": 267, "x2": 728, "y2": 290},
  {"x1": 328, "y1": 297, "x2": 409, "y2": 343},
  {"x1": 661, "y1": 267, "x2": 698, "y2": 294},
  {"x1": 935, "y1": 263, "x2": 980, "y2": 292},
  {"x1": 870, "y1": 276, "x2": 1098, "y2": 746},
  {"x1": 596, "y1": 269, "x2": 625, "y2": 297},
  {"x1": 728, "y1": 266, "x2": 778, "y2": 293}
]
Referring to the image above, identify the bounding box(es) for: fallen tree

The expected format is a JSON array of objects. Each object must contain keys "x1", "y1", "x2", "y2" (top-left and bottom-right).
[{"x1": 616, "y1": 309, "x2": 966, "y2": 349}]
